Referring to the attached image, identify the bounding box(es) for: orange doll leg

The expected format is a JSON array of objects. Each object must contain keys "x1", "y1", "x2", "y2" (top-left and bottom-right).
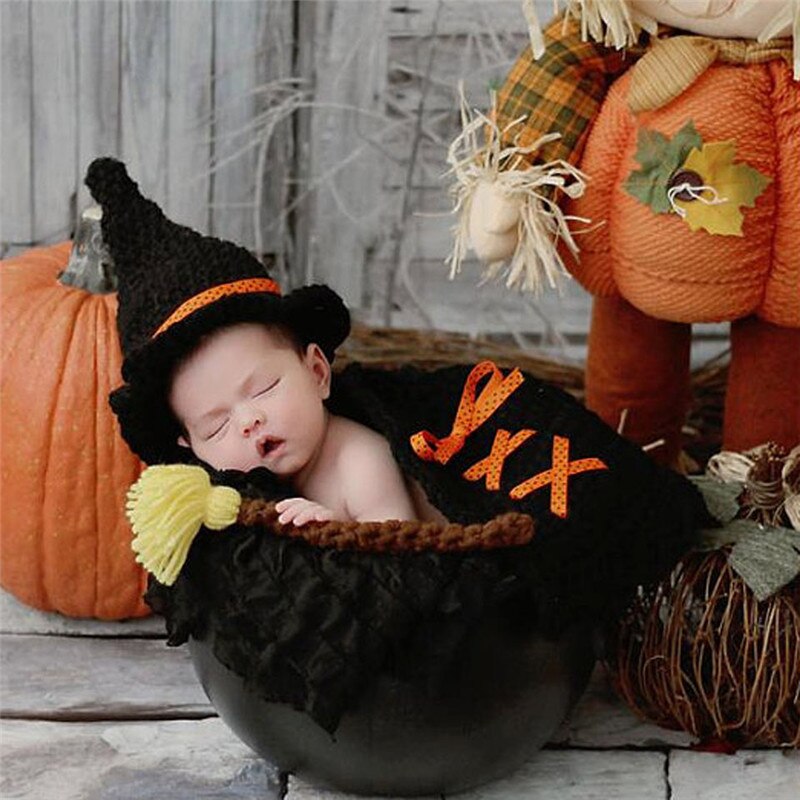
[
  {"x1": 723, "y1": 316, "x2": 800, "y2": 452},
  {"x1": 586, "y1": 295, "x2": 692, "y2": 467}
]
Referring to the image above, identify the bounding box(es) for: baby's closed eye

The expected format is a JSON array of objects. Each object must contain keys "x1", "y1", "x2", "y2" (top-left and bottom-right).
[
  {"x1": 253, "y1": 378, "x2": 280, "y2": 398},
  {"x1": 203, "y1": 418, "x2": 229, "y2": 440}
]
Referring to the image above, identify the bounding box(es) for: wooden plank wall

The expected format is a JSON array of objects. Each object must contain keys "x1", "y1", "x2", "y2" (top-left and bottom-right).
[
  {"x1": 1, "y1": 0, "x2": 727, "y2": 362},
  {"x1": 300, "y1": 1, "x2": 586, "y2": 345},
  {"x1": 0, "y1": 0, "x2": 293, "y2": 255}
]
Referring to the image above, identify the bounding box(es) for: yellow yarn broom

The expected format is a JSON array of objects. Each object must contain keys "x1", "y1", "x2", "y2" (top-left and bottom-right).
[{"x1": 127, "y1": 465, "x2": 241, "y2": 586}]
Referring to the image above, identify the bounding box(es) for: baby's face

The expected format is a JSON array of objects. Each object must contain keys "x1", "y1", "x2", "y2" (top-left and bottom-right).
[{"x1": 169, "y1": 322, "x2": 331, "y2": 476}]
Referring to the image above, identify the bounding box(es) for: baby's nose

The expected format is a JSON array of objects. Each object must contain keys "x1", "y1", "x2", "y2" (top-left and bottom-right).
[{"x1": 239, "y1": 407, "x2": 264, "y2": 436}]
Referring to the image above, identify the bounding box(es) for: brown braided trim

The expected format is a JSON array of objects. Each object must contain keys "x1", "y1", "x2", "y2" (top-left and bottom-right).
[{"x1": 237, "y1": 500, "x2": 535, "y2": 553}]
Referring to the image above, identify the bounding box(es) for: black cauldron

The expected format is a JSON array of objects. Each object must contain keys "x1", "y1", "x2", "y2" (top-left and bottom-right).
[{"x1": 189, "y1": 615, "x2": 594, "y2": 796}]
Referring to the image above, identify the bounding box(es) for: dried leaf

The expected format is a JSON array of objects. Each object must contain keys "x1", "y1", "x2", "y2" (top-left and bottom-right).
[
  {"x1": 728, "y1": 523, "x2": 800, "y2": 601},
  {"x1": 690, "y1": 475, "x2": 743, "y2": 524},
  {"x1": 698, "y1": 518, "x2": 758, "y2": 551},
  {"x1": 676, "y1": 141, "x2": 771, "y2": 236}
]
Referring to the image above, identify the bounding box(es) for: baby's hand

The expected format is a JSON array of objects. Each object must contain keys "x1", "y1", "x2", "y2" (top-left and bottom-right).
[{"x1": 275, "y1": 497, "x2": 336, "y2": 526}]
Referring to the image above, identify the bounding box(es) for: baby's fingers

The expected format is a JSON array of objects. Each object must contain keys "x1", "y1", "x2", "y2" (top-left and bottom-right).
[
  {"x1": 293, "y1": 506, "x2": 334, "y2": 526},
  {"x1": 275, "y1": 498, "x2": 335, "y2": 526},
  {"x1": 276, "y1": 497, "x2": 309, "y2": 524},
  {"x1": 275, "y1": 497, "x2": 304, "y2": 512}
]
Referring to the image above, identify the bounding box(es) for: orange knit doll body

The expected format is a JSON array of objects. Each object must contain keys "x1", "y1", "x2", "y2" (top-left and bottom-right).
[
  {"x1": 567, "y1": 56, "x2": 799, "y2": 461},
  {"x1": 455, "y1": 1, "x2": 800, "y2": 466},
  {"x1": 568, "y1": 61, "x2": 799, "y2": 326}
]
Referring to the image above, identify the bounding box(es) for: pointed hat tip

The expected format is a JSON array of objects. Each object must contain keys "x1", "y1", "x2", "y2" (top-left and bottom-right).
[{"x1": 85, "y1": 157, "x2": 141, "y2": 209}]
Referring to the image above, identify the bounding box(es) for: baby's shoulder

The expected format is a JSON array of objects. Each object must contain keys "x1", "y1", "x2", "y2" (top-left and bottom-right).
[
  {"x1": 330, "y1": 414, "x2": 391, "y2": 456},
  {"x1": 328, "y1": 415, "x2": 411, "y2": 515},
  {"x1": 328, "y1": 415, "x2": 400, "y2": 485}
]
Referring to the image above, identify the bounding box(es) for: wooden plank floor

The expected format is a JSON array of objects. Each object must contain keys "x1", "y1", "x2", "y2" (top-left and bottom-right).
[{"x1": 1, "y1": 590, "x2": 798, "y2": 799}]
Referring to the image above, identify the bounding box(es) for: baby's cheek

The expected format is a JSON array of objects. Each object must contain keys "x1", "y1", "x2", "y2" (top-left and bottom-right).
[{"x1": 196, "y1": 439, "x2": 232, "y2": 471}]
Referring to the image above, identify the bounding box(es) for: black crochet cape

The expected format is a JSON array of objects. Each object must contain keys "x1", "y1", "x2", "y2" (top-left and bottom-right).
[{"x1": 146, "y1": 362, "x2": 708, "y2": 733}]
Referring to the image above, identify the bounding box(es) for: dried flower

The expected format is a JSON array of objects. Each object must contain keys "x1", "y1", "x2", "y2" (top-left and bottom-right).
[
  {"x1": 706, "y1": 449, "x2": 754, "y2": 484},
  {"x1": 742, "y1": 442, "x2": 788, "y2": 526},
  {"x1": 782, "y1": 445, "x2": 800, "y2": 531}
]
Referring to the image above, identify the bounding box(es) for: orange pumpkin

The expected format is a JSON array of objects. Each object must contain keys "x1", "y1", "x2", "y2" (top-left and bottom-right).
[{"x1": 1, "y1": 241, "x2": 149, "y2": 618}]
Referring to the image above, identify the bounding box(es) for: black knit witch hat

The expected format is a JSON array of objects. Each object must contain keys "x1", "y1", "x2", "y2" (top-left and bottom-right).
[{"x1": 85, "y1": 157, "x2": 349, "y2": 465}]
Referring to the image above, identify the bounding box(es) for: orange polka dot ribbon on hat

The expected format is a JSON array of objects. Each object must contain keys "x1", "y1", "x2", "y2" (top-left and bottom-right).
[
  {"x1": 410, "y1": 361, "x2": 524, "y2": 465},
  {"x1": 152, "y1": 277, "x2": 282, "y2": 339}
]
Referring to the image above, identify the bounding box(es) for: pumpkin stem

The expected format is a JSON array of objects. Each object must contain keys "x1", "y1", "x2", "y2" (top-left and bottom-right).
[{"x1": 59, "y1": 205, "x2": 117, "y2": 294}]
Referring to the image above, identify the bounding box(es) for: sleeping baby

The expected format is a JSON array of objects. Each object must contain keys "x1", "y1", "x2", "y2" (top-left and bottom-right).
[
  {"x1": 84, "y1": 157, "x2": 444, "y2": 530},
  {"x1": 85, "y1": 157, "x2": 708, "y2": 743},
  {"x1": 168, "y1": 319, "x2": 445, "y2": 526}
]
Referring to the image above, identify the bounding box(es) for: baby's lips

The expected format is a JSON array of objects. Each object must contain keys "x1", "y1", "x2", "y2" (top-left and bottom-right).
[{"x1": 256, "y1": 435, "x2": 284, "y2": 458}]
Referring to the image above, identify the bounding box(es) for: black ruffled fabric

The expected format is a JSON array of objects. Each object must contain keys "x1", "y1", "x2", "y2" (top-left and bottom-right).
[{"x1": 146, "y1": 362, "x2": 709, "y2": 733}]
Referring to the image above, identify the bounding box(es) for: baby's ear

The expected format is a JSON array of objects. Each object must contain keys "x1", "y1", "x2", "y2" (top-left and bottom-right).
[
  {"x1": 305, "y1": 343, "x2": 331, "y2": 399},
  {"x1": 177, "y1": 434, "x2": 191, "y2": 449}
]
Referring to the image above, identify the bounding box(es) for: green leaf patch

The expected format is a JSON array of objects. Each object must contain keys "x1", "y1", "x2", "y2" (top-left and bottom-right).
[{"x1": 624, "y1": 121, "x2": 702, "y2": 213}]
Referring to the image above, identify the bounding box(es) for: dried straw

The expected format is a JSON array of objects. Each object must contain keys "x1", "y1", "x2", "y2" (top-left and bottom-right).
[
  {"x1": 445, "y1": 87, "x2": 589, "y2": 294},
  {"x1": 519, "y1": 1, "x2": 659, "y2": 55},
  {"x1": 338, "y1": 323, "x2": 585, "y2": 395}
]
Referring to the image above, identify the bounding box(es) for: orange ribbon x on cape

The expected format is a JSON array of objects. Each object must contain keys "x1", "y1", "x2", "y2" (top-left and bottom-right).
[
  {"x1": 410, "y1": 361, "x2": 607, "y2": 518},
  {"x1": 410, "y1": 361, "x2": 524, "y2": 465}
]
